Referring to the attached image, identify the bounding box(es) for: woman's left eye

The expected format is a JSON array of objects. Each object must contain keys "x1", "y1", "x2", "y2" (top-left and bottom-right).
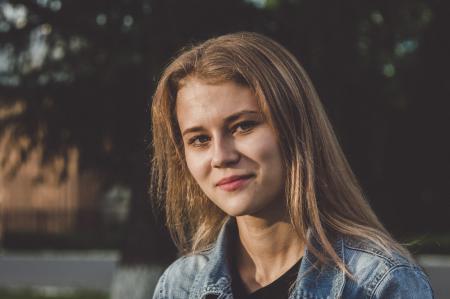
[{"x1": 232, "y1": 121, "x2": 257, "y2": 134}]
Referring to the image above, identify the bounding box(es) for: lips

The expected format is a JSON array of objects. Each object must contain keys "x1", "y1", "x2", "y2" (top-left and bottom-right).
[{"x1": 216, "y1": 174, "x2": 254, "y2": 191}]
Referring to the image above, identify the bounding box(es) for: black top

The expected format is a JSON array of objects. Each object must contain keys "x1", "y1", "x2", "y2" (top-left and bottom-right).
[{"x1": 231, "y1": 258, "x2": 301, "y2": 299}]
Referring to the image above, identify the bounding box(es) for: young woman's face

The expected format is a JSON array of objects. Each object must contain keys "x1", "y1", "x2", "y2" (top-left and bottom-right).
[{"x1": 176, "y1": 78, "x2": 285, "y2": 217}]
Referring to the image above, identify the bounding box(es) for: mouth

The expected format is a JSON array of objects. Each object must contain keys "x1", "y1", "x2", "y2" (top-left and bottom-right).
[{"x1": 216, "y1": 174, "x2": 254, "y2": 192}]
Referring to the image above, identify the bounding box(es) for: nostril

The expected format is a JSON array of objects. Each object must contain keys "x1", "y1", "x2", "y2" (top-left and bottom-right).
[
  {"x1": 211, "y1": 149, "x2": 240, "y2": 168},
  {"x1": 211, "y1": 138, "x2": 240, "y2": 168}
]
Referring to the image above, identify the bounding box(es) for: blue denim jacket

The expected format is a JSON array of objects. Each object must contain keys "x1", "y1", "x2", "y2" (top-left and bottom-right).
[{"x1": 153, "y1": 220, "x2": 434, "y2": 299}]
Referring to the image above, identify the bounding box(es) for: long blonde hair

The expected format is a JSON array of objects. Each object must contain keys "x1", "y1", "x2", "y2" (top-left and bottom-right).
[{"x1": 151, "y1": 32, "x2": 411, "y2": 274}]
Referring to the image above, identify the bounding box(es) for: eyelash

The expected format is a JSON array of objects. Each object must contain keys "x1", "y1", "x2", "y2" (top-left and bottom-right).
[
  {"x1": 188, "y1": 135, "x2": 210, "y2": 147},
  {"x1": 187, "y1": 120, "x2": 258, "y2": 147},
  {"x1": 231, "y1": 120, "x2": 258, "y2": 134}
]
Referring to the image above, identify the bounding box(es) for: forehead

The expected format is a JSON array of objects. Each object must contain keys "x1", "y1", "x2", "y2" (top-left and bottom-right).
[{"x1": 175, "y1": 79, "x2": 260, "y2": 128}]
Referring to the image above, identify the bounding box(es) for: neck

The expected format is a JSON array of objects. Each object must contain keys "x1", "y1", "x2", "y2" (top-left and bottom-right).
[{"x1": 234, "y1": 211, "x2": 304, "y2": 292}]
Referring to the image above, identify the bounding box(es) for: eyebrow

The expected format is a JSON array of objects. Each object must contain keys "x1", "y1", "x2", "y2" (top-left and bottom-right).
[{"x1": 181, "y1": 110, "x2": 260, "y2": 137}]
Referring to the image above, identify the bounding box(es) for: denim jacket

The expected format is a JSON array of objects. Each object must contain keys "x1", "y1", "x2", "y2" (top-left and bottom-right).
[{"x1": 153, "y1": 219, "x2": 434, "y2": 299}]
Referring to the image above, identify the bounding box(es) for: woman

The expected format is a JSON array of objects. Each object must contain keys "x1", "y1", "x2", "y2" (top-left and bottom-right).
[{"x1": 151, "y1": 32, "x2": 433, "y2": 298}]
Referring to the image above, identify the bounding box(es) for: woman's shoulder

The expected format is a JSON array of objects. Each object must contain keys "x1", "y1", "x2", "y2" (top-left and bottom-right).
[
  {"x1": 340, "y1": 236, "x2": 434, "y2": 298},
  {"x1": 342, "y1": 236, "x2": 413, "y2": 267},
  {"x1": 152, "y1": 251, "x2": 211, "y2": 299}
]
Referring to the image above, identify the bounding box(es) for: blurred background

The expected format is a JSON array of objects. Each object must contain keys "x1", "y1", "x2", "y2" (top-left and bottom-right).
[{"x1": 0, "y1": 0, "x2": 449, "y2": 298}]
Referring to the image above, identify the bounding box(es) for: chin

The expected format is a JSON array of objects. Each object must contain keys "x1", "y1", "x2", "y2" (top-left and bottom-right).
[
  {"x1": 216, "y1": 200, "x2": 256, "y2": 217},
  {"x1": 220, "y1": 206, "x2": 252, "y2": 217},
  {"x1": 220, "y1": 202, "x2": 264, "y2": 218},
  {"x1": 224, "y1": 210, "x2": 251, "y2": 217}
]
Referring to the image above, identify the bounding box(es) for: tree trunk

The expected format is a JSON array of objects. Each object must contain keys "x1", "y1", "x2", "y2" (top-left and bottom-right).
[{"x1": 109, "y1": 142, "x2": 175, "y2": 299}]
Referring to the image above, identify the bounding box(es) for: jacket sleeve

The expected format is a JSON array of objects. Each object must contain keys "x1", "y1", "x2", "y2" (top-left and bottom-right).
[
  {"x1": 372, "y1": 266, "x2": 434, "y2": 299},
  {"x1": 152, "y1": 270, "x2": 167, "y2": 299}
]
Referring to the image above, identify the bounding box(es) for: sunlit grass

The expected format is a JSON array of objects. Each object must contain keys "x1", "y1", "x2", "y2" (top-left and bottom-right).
[
  {"x1": 402, "y1": 233, "x2": 450, "y2": 255},
  {"x1": 0, "y1": 288, "x2": 108, "y2": 299}
]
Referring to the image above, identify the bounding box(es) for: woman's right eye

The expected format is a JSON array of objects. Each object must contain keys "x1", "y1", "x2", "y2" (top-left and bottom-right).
[{"x1": 187, "y1": 135, "x2": 210, "y2": 147}]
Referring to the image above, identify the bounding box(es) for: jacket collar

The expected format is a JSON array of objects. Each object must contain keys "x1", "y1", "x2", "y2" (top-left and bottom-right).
[
  {"x1": 293, "y1": 233, "x2": 346, "y2": 299},
  {"x1": 191, "y1": 218, "x2": 346, "y2": 299},
  {"x1": 189, "y1": 218, "x2": 235, "y2": 299}
]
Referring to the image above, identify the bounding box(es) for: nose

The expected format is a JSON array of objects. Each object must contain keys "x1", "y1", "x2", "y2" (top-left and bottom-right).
[{"x1": 211, "y1": 136, "x2": 240, "y2": 168}]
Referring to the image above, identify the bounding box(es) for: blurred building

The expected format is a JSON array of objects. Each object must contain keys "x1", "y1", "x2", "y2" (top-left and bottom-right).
[
  {"x1": 0, "y1": 144, "x2": 78, "y2": 234},
  {"x1": 0, "y1": 128, "x2": 104, "y2": 239}
]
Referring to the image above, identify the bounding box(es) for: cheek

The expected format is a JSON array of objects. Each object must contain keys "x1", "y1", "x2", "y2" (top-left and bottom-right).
[
  {"x1": 245, "y1": 134, "x2": 282, "y2": 169},
  {"x1": 261, "y1": 145, "x2": 283, "y2": 177},
  {"x1": 185, "y1": 151, "x2": 218, "y2": 201},
  {"x1": 258, "y1": 141, "x2": 285, "y2": 197},
  {"x1": 252, "y1": 136, "x2": 285, "y2": 191},
  {"x1": 185, "y1": 151, "x2": 209, "y2": 183}
]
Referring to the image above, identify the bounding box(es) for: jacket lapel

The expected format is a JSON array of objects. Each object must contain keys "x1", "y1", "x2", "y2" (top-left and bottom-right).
[
  {"x1": 190, "y1": 219, "x2": 346, "y2": 299},
  {"x1": 292, "y1": 236, "x2": 345, "y2": 299},
  {"x1": 190, "y1": 218, "x2": 235, "y2": 299}
]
